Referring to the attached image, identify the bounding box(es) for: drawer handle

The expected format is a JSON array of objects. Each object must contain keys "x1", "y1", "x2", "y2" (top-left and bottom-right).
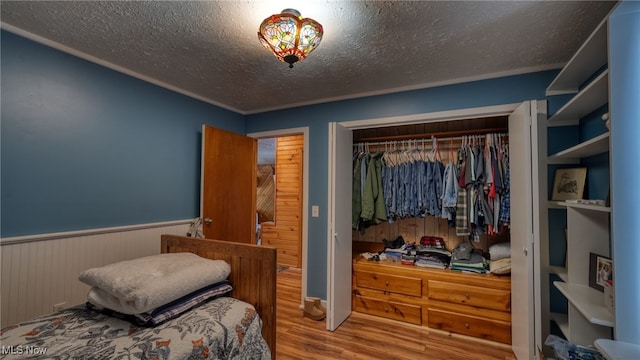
[
  {"x1": 465, "y1": 323, "x2": 470, "y2": 328},
  {"x1": 385, "y1": 281, "x2": 389, "y2": 286},
  {"x1": 465, "y1": 293, "x2": 470, "y2": 299},
  {"x1": 384, "y1": 307, "x2": 389, "y2": 313}
]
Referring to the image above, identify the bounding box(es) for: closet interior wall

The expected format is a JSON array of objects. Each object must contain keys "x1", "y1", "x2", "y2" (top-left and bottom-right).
[{"x1": 352, "y1": 116, "x2": 509, "y2": 255}]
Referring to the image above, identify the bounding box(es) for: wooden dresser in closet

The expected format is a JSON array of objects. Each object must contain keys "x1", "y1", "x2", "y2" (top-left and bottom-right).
[{"x1": 352, "y1": 257, "x2": 512, "y2": 344}]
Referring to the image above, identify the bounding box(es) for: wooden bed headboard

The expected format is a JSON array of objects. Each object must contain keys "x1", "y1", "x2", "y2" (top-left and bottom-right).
[{"x1": 161, "y1": 234, "x2": 277, "y2": 359}]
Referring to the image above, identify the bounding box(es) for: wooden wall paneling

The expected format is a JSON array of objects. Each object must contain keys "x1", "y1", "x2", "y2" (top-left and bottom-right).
[
  {"x1": 352, "y1": 215, "x2": 509, "y2": 256},
  {"x1": 260, "y1": 134, "x2": 303, "y2": 268},
  {"x1": 413, "y1": 218, "x2": 424, "y2": 242},
  {"x1": 398, "y1": 219, "x2": 417, "y2": 243}
]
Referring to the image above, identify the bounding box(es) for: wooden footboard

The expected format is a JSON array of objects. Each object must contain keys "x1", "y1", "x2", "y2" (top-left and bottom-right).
[{"x1": 161, "y1": 234, "x2": 277, "y2": 359}]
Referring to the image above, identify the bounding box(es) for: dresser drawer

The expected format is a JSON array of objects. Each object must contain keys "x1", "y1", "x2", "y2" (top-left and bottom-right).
[
  {"x1": 355, "y1": 270, "x2": 422, "y2": 297},
  {"x1": 428, "y1": 280, "x2": 510, "y2": 312},
  {"x1": 428, "y1": 308, "x2": 511, "y2": 344},
  {"x1": 354, "y1": 295, "x2": 422, "y2": 325}
]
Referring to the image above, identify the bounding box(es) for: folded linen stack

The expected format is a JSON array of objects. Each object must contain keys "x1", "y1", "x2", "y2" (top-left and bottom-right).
[
  {"x1": 415, "y1": 248, "x2": 452, "y2": 269},
  {"x1": 79, "y1": 252, "x2": 233, "y2": 326},
  {"x1": 489, "y1": 241, "x2": 511, "y2": 275},
  {"x1": 415, "y1": 238, "x2": 452, "y2": 269},
  {"x1": 450, "y1": 242, "x2": 488, "y2": 273}
]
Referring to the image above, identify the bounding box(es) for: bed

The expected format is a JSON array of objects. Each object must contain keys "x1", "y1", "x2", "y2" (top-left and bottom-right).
[{"x1": 0, "y1": 235, "x2": 277, "y2": 359}]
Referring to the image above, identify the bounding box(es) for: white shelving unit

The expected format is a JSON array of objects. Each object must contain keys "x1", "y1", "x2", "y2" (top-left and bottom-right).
[
  {"x1": 595, "y1": 339, "x2": 640, "y2": 360},
  {"x1": 552, "y1": 204, "x2": 613, "y2": 345},
  {"x1": 545, "y1": 16, "x2": 614, "y2": 350},
  {"x1": 549, "y1": 265, "x2": 567, "y2": 282},
  {"x1": 555, "y1": 201, "x2": 611, "y2": 213},
  {"x1": 547, "y1": 70, "x2": 609, "y2": 126},
  {"x1": 546, "y1": 18, "x2": 608, "y2": 96},
  {"x1": 550, "y1": 312, "x2": 569, "y2": 337},
  {"x1": 548, "y1": 133, "x2": 610, "y2": 164},
  {"x1": 554, "y1": 282, "x2": 614, "y2": 327}
]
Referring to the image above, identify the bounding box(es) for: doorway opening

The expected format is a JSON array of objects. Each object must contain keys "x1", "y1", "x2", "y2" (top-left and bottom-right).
[
  {"x1": 328, "y1": 101, "x2": 547, "y2": 359},
  {"x1": 249, "y1": 127, "x2": 310, "y2": 307},
  {"x1": 326, "y1": 103, "x2": 524, "y2": 331},
  {"x1": 256, "y1": 134, "x2": 304, "y2": 268},
  {"x1": 257, "y1": 138, "x2": 276, "y2": 246}
]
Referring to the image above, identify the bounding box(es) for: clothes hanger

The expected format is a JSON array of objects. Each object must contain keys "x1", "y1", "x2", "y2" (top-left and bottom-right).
[
  {"x1": 449, "y1": 138, "x2": 455, "y2": 164},
  {"x1": 431, "y1": 136, "x2": 441, "y2": 163}
]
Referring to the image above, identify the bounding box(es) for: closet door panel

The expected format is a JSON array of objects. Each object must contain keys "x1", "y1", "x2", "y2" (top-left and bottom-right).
[
  {"x1": 508, "y1": 101, "x2": 536, "y2": 359},
  {"x1": 327, "y1": 122, "x2": 353, "y2": 331}
]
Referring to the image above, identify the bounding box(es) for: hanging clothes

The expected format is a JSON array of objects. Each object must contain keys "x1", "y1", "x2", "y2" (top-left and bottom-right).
[
  {"x1": 353, "y1": 132, "x2": 509, "y2": 237},
  {"x1": 441, "y1": 161, "x2": 458, "y2": 226},
  {"x1": 361, "y1": 151, "x2": 387, "y2": 227},
  {"x1": 499, "y1": 161, "x2": 511, "y2": 224},
  {"x1": 352, "y1": 149, "x2": 364, "y2": 230}
]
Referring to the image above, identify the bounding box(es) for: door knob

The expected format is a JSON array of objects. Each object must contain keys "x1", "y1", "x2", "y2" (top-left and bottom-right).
[{"x1": 204, "y1": 217, "x2": 212, "y2": 225}]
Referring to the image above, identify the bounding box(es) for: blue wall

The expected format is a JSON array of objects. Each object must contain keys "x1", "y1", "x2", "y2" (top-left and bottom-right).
[
  {"x1": 2, "y1": 28, "x2": 562, "y2": 301},
  {"x1": 245, "y1": 71, "x2": 557, "y2": 297},
  {"x1": 609, "y1": 0, "x2": 640, "y2": 345},
  {"x1": 4, "y1": 9, "x2": 637, "y2": 341},
  {"x1": 1, "y1": 30, "x2": 244, "y2": 237}
]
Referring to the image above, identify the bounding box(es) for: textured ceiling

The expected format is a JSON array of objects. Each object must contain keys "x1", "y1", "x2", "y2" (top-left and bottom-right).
[{"x1": 0, "y1": 1, "x2": 616, "y2": 114}]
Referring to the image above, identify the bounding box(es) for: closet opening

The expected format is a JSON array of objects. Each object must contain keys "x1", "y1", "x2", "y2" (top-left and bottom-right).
[{"x1": 351, "y1": 115, "x2": 511, "y2": 268}]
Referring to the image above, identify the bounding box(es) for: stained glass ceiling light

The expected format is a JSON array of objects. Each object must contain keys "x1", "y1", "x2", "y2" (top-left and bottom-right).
[{"x1": 258, "y1": 9, "x2": 323, "y2": 68}]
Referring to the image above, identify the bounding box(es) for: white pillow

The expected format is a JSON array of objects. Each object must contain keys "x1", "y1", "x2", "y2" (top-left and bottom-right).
[{"x1": 489, "y1": 242, "x2": 511, "y2": 261}]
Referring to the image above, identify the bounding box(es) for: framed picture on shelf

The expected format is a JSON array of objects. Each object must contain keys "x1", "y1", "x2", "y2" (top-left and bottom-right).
[
  {"x1": 551, "y1": 167, "x2": 587, "y2": 201},
  {"x1": 589, "y1": 252, "x2": 612, "y2": 292}
]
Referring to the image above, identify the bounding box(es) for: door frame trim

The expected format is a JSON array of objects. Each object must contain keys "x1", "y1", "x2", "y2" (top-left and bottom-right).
[
  {"x1": 339, "y1": 103, "x2": 521, "y2": 129},
  {"x1": 248, "y1": 127, "x2": 310, "y2": 307},
  {"x1": 326, "y1": 102, "x2": 521, "y2": 328}
]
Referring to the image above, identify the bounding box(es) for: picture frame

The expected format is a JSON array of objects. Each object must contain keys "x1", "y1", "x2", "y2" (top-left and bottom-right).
[
  {"x1": 589, "y1": 252, "x2": 612, "y2": 292},
  {"x1": 551, "y1": 167, "x2": 587, "y2": 201}
]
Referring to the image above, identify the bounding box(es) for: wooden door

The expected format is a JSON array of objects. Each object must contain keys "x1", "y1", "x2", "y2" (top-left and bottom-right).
[
  {"x1": 201, "y1": 125, "x2": 256, "y2": 243},
  {"x1": 327, "y1": 122, "x2": 353, "y2": 330}
]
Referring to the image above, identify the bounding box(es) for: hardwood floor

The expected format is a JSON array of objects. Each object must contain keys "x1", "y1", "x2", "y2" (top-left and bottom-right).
[{"x1": 276, "y1": 267, "x2": 516, "y2": 360}]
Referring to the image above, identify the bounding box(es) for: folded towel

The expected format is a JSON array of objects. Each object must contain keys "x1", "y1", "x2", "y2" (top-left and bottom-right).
[
  {"x1": 490, "y1": 257, "x2": 511, "y2": 275},
  {"x1": 79, "y1": 252, "x2": 230, "y2": 314}
]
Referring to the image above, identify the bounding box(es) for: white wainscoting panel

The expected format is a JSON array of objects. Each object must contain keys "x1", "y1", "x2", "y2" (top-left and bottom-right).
[{"x1": 0, "y1": 221, "x2": 191, "y2": 327}]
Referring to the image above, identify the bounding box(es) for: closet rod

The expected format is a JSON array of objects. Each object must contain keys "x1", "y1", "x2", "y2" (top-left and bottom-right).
[
  {"x1": 354, "y1": 127, "x2": 507, "y2": 143},
  {"x1": 354, "y1": 133, "x2": 508, "y2": 148}
]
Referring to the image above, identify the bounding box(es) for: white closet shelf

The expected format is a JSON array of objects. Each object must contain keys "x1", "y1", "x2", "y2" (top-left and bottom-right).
[
  {"x1": 546, "y1": 18, "x2": 608, "y2": 96},
  {"x1": 548, "y1": 133, "x2": 610, "y2": 163},
  {"x1": 550, "y1": 312, "x2": 569, "y2": 339},
  {"x1": 553, "y1": 201, "x2": 611, "y2": 213},
  {"x1": 554, "y1": 281, "x2": 615, "y2": 327},
  {"x1": 550, "y1": 266, "x2": 568, "y2": 282},
  {"x1": 548, "y1": 70, "x2": 609, "y2": 126},
  {"x1": 594, "y1": 339, "x2": 640, "y2": 360},
  {"x1": 547, "y1": 201, "x2": 567, "y2": 210}
]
